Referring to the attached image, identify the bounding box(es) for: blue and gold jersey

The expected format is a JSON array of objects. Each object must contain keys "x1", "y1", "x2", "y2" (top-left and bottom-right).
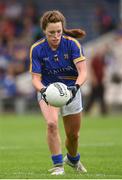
[{"x1": 30, "y1": 35, "x2": 85, "y2": 86}]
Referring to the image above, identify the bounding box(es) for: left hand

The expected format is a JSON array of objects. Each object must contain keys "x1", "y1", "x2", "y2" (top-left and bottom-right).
[
  {"x1": 66, "y1": 84, "x2": 80, "y2": 105},
  {"x1": 40, "y1": 88, "x2": 48, "y2": 104}
]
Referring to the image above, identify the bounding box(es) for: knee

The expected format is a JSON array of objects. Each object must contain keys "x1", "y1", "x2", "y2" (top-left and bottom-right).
[
  {"x1": 47, "y1": 121, "x2": 58, "y2": 132},
  {"x1": 67, "y1": 132, "x2": 79, "y2": 142}
]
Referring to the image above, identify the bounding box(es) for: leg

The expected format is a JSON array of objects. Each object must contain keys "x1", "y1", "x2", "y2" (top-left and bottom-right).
[
  {"x1": 61, "y1": 89, "x2": 87, "y2": 172},
  {"x1": 85, "y1": 86, "x2": 97, "y2": 113},
  {"x1": 63, "y1": 112, "x2": 87, "y2": 173},
  {"x1": 39, "y1": 100, "x2": 61, "y2": 155},
  {"x1": 63, "y1": 112, "x2": 81, "y2": 157},
  {"x1": 39, "y1": 100, "x2": 64, "y2": 175},
  {"x1": 99, "y1": 84, "x2": 108, "y2": 114}
]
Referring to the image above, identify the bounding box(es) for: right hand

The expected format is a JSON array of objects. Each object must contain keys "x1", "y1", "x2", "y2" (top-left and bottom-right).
[
  {"x1": 40, "y1": 88, "x2": 48, "y2": 104},
  {"x1": 66, "y1": 84, "x2": 80, "y2": 105}
]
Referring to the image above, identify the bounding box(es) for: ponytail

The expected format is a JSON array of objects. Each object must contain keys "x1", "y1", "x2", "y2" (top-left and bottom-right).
[{"x1": 63, "y1": 28, "x2": 86, "y2": 39}]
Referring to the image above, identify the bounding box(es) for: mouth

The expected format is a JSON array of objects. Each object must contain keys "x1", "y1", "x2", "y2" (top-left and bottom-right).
[{"x1": 52, "y1": 39, "x2": 59, "y2": 43}]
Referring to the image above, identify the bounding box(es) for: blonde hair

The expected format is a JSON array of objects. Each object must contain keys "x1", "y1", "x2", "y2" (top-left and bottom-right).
[{"x1": 40, "y1": 10, "x2": 86, "y2": 39}]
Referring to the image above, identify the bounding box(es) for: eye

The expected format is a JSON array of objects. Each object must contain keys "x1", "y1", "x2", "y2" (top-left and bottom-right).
[
  {"x1": 57, "y1": 30, "x2": 61, "y2": 33},
  {"x1": 49, "y1": 31, "x2": 55, "y2": 35}
]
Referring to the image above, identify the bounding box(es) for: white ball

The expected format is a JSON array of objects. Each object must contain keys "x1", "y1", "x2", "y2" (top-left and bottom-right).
[{"x1": 45, "y1": 82, "x2": 71, "y2": 107}]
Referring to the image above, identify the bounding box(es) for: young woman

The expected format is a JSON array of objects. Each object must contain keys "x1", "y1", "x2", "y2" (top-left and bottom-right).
[{"x1": 30, "y1": 10, "x2": 87, "y2": 175}]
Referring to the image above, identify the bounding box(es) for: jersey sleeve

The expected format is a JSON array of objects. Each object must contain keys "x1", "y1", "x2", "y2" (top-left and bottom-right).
[
  {"x1": 71, "y1": 40, "x2": 85, "y2": 64},
  {"x1": 29, "y1": 46, "x2": 42, "y2": 75}
]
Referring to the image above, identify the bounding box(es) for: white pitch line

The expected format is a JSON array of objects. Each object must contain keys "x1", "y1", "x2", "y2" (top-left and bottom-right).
[
  {"x1": 0, "y1": 146, "x2": 30, "y2": 150},
  {"x1": 79, "y1": 142, "x2": 115, "y2": 147},
  {"x1": 0, "y1": 143, "x2": 115, "y2": 150}
]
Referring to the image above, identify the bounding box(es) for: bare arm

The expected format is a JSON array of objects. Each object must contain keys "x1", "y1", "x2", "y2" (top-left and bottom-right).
[
  {"x1": 75, "y1": 60, "x2": 87, "y2": 86},
  {"x1": 66, "y1": 60, "x2": 87, "y2": 105},
  {"x1": 31, "y1": 73, "x2": 45, "y2": 92}
]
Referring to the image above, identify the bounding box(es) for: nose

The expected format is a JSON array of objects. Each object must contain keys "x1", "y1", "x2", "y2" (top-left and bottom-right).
[{"x1": 54, "y1": 32, "x2": 59, "y2": 38}]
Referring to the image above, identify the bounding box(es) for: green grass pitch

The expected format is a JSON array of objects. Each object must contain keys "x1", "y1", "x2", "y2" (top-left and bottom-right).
[{"x1": 0, "y1": 113, "x2": 122, "y2": 179}]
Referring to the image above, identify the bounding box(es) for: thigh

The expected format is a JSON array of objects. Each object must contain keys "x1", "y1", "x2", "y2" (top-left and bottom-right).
[
  {"x1": 60, "y1": 89, "x2": 83, "y2": 117},
  {"x1": 39, "y1": 100, "x2": 60, "y2": 123},
  {"x1": 63, "y1": 113, "x2": 81, "y2": 135}
]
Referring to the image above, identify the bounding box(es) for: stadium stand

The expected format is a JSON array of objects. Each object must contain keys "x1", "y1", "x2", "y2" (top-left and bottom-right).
[{"x1": 0, "y1": 0, "x2": 121, "y2": 113}]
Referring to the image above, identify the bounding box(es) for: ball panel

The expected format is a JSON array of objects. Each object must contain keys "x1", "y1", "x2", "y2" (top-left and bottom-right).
[{"x1": 45, "y1": 82, "x2": 71, "y2": 107}]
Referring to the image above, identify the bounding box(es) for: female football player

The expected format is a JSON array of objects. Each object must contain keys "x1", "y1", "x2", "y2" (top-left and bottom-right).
[{"x1": 30, "y1": 10, "x2": 87, "y2": 175}]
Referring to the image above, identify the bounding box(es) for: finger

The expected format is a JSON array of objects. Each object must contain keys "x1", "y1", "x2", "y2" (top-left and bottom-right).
[
  {"x1": 43, "y1": 94, "x2": 48, "y2": 105},
  {"x1": 67, "y1": 86, "x2": 74, "y2": 90},
  {"x1": 66, "y1": 97, "x2": 73, "y2": 105}
]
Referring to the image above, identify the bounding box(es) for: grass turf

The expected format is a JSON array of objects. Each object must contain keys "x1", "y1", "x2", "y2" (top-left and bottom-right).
[{"x1": 0, "y1": 113, "x2": 122, "y2": 179}]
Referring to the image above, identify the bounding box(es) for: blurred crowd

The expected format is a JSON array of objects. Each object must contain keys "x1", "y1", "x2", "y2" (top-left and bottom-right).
[
  {"x1": 94, "y1": 4, "x2": 116, "y2": 35},
  {"x1": 0, "y1": 0, "x2": 121, "y2": 113},
  {"x1": 0, "y1": 0, "x2": 43, "y2": 99}
]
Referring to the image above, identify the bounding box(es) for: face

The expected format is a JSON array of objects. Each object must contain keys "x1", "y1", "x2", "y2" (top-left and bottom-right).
[{"x1": 44, "y1": 22, "x2": 63, "y2": 49}]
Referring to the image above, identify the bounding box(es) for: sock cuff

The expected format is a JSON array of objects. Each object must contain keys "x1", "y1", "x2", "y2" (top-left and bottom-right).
[
  {"x1": 67, "y1": 153, "x2": 80, "y2": 164},
  {"x1": 52, "y1": 154, "x2": 63, "y2": 165}
]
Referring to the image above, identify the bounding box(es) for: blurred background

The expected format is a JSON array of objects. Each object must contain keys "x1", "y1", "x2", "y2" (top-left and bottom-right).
[{"x1": 0, "y1": 0, "x2": 122, "y2": 115}]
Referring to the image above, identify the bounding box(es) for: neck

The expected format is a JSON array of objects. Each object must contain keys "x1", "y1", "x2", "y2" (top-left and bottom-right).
[{"x1": 48, "y1": 41, "x2": 58, "y2": 51}]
